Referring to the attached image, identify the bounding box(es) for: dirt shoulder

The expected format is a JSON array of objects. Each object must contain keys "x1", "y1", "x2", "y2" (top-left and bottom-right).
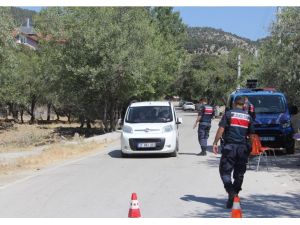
[{"x1": 0, "y1": 121, "x2": 120, "y2": 178}]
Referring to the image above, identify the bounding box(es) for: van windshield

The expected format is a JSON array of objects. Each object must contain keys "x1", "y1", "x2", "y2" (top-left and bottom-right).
[
  {"x1": 247, "y1": 95, "x2": 286, "y2": 114},
  {"x1": 126, "y1": 106, "x2": 173, "y2": 123}
]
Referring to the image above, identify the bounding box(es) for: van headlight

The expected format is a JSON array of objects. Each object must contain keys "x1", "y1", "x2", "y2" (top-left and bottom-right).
[
  {"x1": 282, "y1": 120, "x2": 291, "y2": 128},
  {"x1": 123, "y1": 125, "x2": 133, "y2": 133},
  {"x1": 163, "y1": 125, "x2": 173, "y2": 133}
]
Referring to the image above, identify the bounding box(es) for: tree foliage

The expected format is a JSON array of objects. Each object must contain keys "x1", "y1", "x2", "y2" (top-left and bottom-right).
[
  {"x1": 22, "y1": 7, "x2": 187, "y2": 130},
  {"x1": 257, "y1": 7, "x2": 300, "y2": 106},
  {"x1": 0, "y1": 8, "x2": 17, "y2": 104},
  {"x1": 174, "y1": 48, "x2": 257, "y2": 105},
  {"x1": 9, "y1": 7, "x2": 36, "y2": 26}
]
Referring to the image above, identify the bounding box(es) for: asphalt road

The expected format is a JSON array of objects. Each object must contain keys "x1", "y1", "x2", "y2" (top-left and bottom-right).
[{"x1": 0, "y1": 109, "x2": 300, "y2": 218}]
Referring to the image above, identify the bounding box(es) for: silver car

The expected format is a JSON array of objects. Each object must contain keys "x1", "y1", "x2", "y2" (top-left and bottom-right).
[{"x1": 182, "y1": 102, "x2": 195, "y2": 111}]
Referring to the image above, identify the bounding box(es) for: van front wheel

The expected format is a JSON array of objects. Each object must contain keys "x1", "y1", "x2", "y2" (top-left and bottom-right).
[
  {"x1": 286, "y1": 139, "x2": 295, "y2": 154},
  {"x1": 170, "y1": 150, "x2": 177, "y2": 157},
  {"x1": 286, "y1": 145, "x2": 295, "y2": 154},
  {"x1": 121, "y1": 151, "x2": 129, "y2": 158},
  {"x1": 170, "y1": 142, "x2": 179, "y2": 157}
]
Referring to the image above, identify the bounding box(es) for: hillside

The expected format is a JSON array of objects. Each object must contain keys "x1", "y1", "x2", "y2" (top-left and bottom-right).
[
  {"x1": 9, "y1": 7, "x2": 36, "y2": 26},
  {"x1": 185, "y1": 27, "x2": 258, "y2": 55}
]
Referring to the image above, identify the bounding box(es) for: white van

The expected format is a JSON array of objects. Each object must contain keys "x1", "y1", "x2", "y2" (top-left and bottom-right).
[{"x1": 121, "y1": 101, "x2": 182, "y2": 157}]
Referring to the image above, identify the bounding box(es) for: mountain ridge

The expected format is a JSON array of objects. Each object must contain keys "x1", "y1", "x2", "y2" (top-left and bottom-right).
[{"x1": 185, "y1": 27, "x2": 260, "y2": 55}]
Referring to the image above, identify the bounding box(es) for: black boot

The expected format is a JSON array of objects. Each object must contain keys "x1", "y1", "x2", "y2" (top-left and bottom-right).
[
  {"x1": 197, "y1": 146, "x2": 207, "y2": 156},
  {"x1": 226, "y1": 192, "x2": 237, "y2": 209},
  {"x1": 197, "y1": 151, "x2": 207, "y2": 156}
]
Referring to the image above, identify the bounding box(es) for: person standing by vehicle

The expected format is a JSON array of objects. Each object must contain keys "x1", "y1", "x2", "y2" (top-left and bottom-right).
[
  {"x1": 193, "y1": 97, "x2": 214, "y2": 156},
  {"x1": 242, "y1": 96, "x2": 255, "y2": 154},
  {"x1": 243, "y1": 96, "x2": 256, "y2": 120},
  {"x1": 212, "y1": 96, "x2": 254, "y2": 208}
]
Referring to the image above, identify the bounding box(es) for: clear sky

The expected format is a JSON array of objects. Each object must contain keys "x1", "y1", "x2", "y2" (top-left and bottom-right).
[
  {"x1": 21, "y1": 6, "x2": 277, "y2": 41},
  {"x1": 174, "y1": 7, "x2": 277, "y2": 41}
]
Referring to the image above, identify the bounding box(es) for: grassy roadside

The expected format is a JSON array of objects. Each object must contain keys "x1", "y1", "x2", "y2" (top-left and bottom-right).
[
  {"x1": 0, "y1": 122, "x2": 79, "y2": 153},
  {"x1": 0, "y1": 141, "x2": 107, "y2": 176},
  {"x1": 0, "y1": 121, "x2": 113, "y2": 176}
]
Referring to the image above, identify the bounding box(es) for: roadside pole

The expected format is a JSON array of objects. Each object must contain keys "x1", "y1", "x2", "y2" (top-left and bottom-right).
[{"x1": 237, "y1": 54, "x2": 241, "y2": 89}]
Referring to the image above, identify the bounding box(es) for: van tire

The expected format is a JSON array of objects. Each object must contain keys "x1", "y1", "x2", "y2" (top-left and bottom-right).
[
  {"x1": 286, "y1": 142, "x2": 295, "y2": 154},
  {"x1": 170, "y1": 142, "x2": 179, "y2": 157},
  {"x1": 170, "y1": 150, "x2": 177, "y2": 157},
  {"x1": 285, "y1": 138, "x2": 295, "y2": 155},
  {"x1": 121, "y1": 151, "x2": 129, "y2": 158}
]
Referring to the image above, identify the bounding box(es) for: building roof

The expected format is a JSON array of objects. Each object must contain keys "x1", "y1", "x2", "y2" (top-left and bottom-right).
[{"x1": 19, "y1": 26, "x2": 36, "y2": 35}]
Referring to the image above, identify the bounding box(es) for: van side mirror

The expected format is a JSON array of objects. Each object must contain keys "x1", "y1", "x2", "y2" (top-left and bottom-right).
[
  {"x1": 289, "y1": 105, "x2": 298, "y2": 115},
  {"x1": 176, "y1": 117, "x2": 183, "y2": 124}
]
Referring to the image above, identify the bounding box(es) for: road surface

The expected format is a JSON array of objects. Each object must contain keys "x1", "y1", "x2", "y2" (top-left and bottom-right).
[{"x1": 0, "y1": 109, "x2": 300, "y2": 217}]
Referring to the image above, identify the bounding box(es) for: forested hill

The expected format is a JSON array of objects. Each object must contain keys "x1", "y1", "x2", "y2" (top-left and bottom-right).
[
  {"x1": 9, "y1": 7, "x2": 36, "y2": 26},
  {"x1": 185, "y1": 27, "x2": 258, "y2": 55}
]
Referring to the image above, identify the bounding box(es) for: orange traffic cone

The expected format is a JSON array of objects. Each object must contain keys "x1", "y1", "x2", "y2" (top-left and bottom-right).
[
  {"x1": 231, "y1": 196, "x2": 242, "y2": 218},
  {"x1": 128, "y1": 193, "x2": 141, "y2": 218}
]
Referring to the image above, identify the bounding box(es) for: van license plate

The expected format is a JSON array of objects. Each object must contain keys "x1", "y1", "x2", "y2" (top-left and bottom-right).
[
  {"x1": 260, "y1": 137, "x2": 275, "y2": 141},
  {"x1": 138, "y1": 143, "x2": 156, "y2": 148}
]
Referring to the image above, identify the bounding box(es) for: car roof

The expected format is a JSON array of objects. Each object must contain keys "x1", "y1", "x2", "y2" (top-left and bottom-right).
[
  {"x1": 230, "y1": 89, "x2": 285, "y2": 97},
  {"x1": 231, "y1": 92, "x2": 285, "y2": 97},
  {"x1": 130, "y1": 101, "x2": 171, "y2": 107}
]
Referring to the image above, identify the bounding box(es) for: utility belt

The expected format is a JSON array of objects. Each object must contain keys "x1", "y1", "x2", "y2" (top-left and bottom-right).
[
  {"x1": 199, "y1": 121, "x2": 211, "y2": 126},
  {"x1": 221, "y1": 139, "x2": 247, "y2": 146}
]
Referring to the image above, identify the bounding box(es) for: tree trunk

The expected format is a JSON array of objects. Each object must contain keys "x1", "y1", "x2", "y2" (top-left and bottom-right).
[
  {"x1": 47, "y1": 103, "x2": 51, "y2": 121},
  {"x1": 11, "y1": 103, "x2": 19, "y2": 121},
  {"x1": 20, "y1": 109, "x2": 24, "y2": 123},
  {"x1": 221, "y1": 97, "x2": 227, "y2": 106},
  {"x1": 79, "y1": 115, "x2": 85, "y2": 128},
  {"x1": 30, "y1": 96, "x2": 37, "y2": 123},
  {"x1": 52, "y1": 106, "x2": 60, "y2": 121},
  {"x1": 86, "y1": 118, "x2": 91, "y2": 129},
  {"x1": 7, "y1": 103, "x2": 18, "y2": 120},
  {"x1": 109, "y1": 105, "x2": 116, "y2": 132},
  {"x1": 8, "y1": 103, "x2": 13, "y2": 117},
  {"x1": 12, "y1": 110, "x2": 19, "y2": 121},
  {"x1": 103, "y1": 101, "x2": 109, "y2": 132},
  {"x1": 67, "y1": 112, "x2": 71, "y2": 123}
]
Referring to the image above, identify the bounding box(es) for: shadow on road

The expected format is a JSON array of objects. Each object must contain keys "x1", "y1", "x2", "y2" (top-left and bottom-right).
[
  {"x1": 54, "y1": 127, "x2": 105, "y2": 138},
  {"x1": 272, "y1": 151, "x2": 300, "y2": 169},
  {"x1": 178, "y1": 152, "x2": 198, "y2": 156},
  {"x1": 107, "y1": 150, "x2": 171, "y2": 159},
  {"x1": 179, "y1": 146, "x2": 215, "y2": 156},
  {"x1": 107, "y1": 150, "x2": 123, "y2": 158},
  {"x1": 202, "y1": 146, "x2": 300, "y2": 171},
  {"x1": 180, "y1": 192, "x2": 300, "y2": 218}
]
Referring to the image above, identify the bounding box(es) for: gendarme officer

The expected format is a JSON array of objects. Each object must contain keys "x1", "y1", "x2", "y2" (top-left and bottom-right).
[
  {"x1": 212, "y1": 96, "x2": 254, "y2": 208},
  {"x1": 193, "y1": 97, "x2": 214, "y2": 156}
]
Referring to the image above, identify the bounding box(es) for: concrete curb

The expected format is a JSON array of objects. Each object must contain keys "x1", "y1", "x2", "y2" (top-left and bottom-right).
[{"x1": 83, "y1": 131, "x2": 121, "y2": 144}]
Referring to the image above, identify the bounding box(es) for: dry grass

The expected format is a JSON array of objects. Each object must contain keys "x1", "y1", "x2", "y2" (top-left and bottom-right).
[
  {"x1": 0, "y1": 140, "x2": 106, "y2": 175},
  {"x1": 0, "y1": 122, "x2": 81, "y2": 153},
  {"x1": 0, "y1": 120, "x2": 112, "y2": 176}
]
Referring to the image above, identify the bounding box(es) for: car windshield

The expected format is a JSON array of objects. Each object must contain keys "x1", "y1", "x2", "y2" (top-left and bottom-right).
[
  {"x1": 126, "y1": 106, "x2": 173, "y2": 123},
  {"x1": 247, "y1": 95, "x2": 286, "y2": 114},
  {"x1": 185, "y1": 102, "x2": 193, "y2": 105}
]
